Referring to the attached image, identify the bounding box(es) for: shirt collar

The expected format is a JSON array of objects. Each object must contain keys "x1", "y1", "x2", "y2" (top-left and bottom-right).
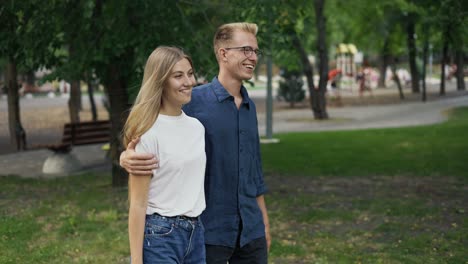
[{"x1": 211, "y1": 77, "x2": 251, "y2": 109}]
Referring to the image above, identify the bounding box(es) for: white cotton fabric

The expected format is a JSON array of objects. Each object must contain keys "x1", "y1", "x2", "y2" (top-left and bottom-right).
[{"x1": 136, "y1": 111, "x2": 206, "y2": 217}]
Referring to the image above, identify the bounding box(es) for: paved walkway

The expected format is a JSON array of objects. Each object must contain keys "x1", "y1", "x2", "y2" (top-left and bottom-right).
[
  {"x1": 2, "y1": 82, "x2": 467, "y2": 178},
  {"x1": 257, "y1": 94, "x2": 468, "y2": 135}
]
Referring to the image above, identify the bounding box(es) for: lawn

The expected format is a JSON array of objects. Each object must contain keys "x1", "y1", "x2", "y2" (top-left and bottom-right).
[{"x1": 1, "y1": 108, "x2": 467, "y2": 263}]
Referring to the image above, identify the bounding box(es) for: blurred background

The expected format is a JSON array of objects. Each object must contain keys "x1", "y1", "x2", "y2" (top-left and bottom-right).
[{"x1": 1, "y1": 0, "x2": 466, "y2": 183}]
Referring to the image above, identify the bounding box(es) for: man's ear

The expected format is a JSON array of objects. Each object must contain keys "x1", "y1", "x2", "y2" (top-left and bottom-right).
[{"x1": 219, "y1": 48, "x2": 228, "y2": 62}]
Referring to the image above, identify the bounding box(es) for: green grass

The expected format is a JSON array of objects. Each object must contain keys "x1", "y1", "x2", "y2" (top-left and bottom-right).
[
  {"x1": 0, "y1": 174, "x2": 129, "y2": 264},
  {"x1": 263, "y1": 107, "x2": 468, "y2": 263},
  {"x1": 1, "y1": 108, "x2": 467, "y2": 263},
  {"x1": 261, "y1": 107, "x2": 468, "y2": 178}
]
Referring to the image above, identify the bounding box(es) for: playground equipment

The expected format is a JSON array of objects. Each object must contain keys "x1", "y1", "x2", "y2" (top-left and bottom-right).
[{"x1": 334, "y1": 43, "x2": 359, "y2": 91}]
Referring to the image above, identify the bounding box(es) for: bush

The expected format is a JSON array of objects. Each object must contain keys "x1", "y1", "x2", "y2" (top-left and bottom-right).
[{"x1": 277, "y1": 69, "x2": 305, "y2": 108}]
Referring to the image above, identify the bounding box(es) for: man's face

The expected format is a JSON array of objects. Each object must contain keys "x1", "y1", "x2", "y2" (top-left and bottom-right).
[{"x1": 223, "y1": 30, "x2": 259, "y2": 81}]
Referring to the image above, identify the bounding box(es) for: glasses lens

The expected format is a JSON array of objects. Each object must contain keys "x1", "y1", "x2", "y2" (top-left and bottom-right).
[{"x1": 243, "y1": 47, "x2": 253, "y2": 57}]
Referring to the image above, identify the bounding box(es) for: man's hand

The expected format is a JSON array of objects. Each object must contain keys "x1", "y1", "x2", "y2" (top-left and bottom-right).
[
  {"x1": 265, "y1": 224, "x2": 271, "y2": 252},
  {"x1": 256, "y1": 195, "x2": 271, "y2": 252},
  {"x1": 120, "y1": 138, "x2": 159, "y2": 176}
]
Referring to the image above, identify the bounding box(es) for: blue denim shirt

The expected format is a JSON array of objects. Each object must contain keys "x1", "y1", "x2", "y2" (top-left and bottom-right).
[{"x1": 183, "y1": 77, "x2": 267, "y2": 247}]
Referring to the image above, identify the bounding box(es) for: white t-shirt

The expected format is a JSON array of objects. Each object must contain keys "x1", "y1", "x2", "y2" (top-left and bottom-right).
[{"x1": 135, "y1": 111, "x2": 206, "y2": 217}]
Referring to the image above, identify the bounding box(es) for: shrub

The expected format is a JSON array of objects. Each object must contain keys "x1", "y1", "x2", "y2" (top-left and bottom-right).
[{"x1": 277, "y1": 69, "x2": 305, "y2": 108}]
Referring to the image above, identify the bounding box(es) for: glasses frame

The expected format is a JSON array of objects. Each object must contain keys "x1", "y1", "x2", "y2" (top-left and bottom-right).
[{"x1": 224, "y1": 46, "x2": 262, "y2": 57}]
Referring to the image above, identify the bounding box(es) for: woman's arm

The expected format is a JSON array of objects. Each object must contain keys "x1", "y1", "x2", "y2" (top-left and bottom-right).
[{"x1": 128, "y1": 173, "x2": 152, "y2": 264}]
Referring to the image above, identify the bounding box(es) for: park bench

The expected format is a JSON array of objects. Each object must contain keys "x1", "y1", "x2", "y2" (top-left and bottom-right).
[{"x1": 40, "y1": 120, "x2": 111, "y2": 153}]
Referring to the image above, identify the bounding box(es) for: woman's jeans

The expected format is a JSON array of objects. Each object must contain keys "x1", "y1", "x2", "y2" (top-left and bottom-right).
[{"x1": 143, "y1": 213, "x2": 205, "y2": 264}]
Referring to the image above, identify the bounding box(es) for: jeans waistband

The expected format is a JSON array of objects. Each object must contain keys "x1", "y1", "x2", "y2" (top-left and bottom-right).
[{"x1": 153, "y1": 212, "x2": 199, "y2": 222}]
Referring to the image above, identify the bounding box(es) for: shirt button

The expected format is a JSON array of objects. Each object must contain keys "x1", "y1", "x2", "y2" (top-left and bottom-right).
[
  {"x1": 240, "y1": 168, "x2": 244, "y2": 173},
  {"x1": 240, "y1": 130, "x2": 244, "y2": 134},
  {"x1": 240, "y1": 148, "x2": 243, "y2": 153}
]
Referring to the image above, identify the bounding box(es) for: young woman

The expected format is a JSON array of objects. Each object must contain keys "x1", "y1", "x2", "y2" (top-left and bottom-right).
[{"x1": 123, "y1": 46, "x2": 206, "y2": 264}]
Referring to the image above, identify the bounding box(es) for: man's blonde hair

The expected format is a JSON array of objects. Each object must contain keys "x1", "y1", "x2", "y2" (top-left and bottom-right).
[{"x1": 213, "y1": 22, "x2": 258, "y2": 61}]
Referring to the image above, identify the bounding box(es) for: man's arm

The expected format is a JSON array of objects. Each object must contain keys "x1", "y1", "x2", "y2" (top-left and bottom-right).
[
  {"x1": 120, "y1": 138, "x2": 159, "y2": 176},
  {"x1": 256, "y1": 195, "x2": 271, "y2": 252}
]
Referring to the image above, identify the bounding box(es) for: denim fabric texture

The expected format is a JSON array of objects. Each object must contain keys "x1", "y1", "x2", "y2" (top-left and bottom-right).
[
  {"x1": 183, "y1": 77, "x2": 268, "y2": 248},
  {"x1": 143, "y1": 214, "x2": 205, "y2": 264},
  {"x1": 205, "y1": 236, "x2": 268, "y2": 264}
]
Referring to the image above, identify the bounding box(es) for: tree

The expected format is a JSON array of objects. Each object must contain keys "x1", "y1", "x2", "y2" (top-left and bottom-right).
[
  {"x1": 313, "y1": 0, "x2": 329, "y2": 119},
  {"x1": 437, "y1": 0, "x2": 466, "y2": 92},
  {"x1": 0, "y1": 1, "x2": 61, "y2": 151},
  {"x1": 51, "y1": 0, "x2": 96, "y2": 124},
  {"x1": 1, "y1": 3, "x2": 28, "y2": 151},
  {"x1": 174, "y1": 0, "x2": 230, "y2": 79},
  {"x1": 29, "y1": 0, "x2": 209, "y2": 186},
  {"x1": 232, "y1": 0, "x2": 330, "y2": 119},
  {"x1": 406, "y1": 12, "x2": 420, "y2": 93},
  {"x1": 421, "y1": 20, "x2": 431, "y2": 102},
  {"x1": 89, "y1": 1, "x2": 218, "y2": 186},
  {"x1": 330, "y1": 0, "x2": 424, "y2": 93}
]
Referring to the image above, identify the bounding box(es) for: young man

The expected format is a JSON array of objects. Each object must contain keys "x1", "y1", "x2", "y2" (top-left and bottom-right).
[{"x1": 121, "y1": 22, "x2": 270, "y2": 263}]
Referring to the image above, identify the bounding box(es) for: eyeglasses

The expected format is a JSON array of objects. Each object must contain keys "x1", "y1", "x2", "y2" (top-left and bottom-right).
[{"x1": 224, "y1": 46, "x2": 262, "y2": 57}]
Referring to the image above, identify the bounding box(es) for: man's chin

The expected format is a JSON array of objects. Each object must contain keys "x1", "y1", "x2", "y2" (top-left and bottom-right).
[{"x1": 241, "y1": 74, "x2": 254, "y2": 81}]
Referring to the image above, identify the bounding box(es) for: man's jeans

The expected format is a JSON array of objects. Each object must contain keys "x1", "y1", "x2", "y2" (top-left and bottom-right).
[
  {"x1": 205, "y1": 237, "x2": 268, "y2": 264},
  {"x1": 143, "y1": 214, "x2": 205, "y2": 264}
]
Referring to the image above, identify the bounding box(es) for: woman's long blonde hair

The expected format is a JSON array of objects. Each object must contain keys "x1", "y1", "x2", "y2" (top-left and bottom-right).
[{"x1": 123, "y1": 46, "x2": 193, "y2": 147}]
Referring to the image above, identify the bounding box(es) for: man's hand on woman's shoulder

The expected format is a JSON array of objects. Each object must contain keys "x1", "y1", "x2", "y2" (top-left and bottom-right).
[{"x1": 120, "y1": 138, "x2": 159, "y2": 176}]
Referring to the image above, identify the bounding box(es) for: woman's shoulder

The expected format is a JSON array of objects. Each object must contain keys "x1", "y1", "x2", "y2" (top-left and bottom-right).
[
  {"x1": 183, "y1": 114, "x2": 205, "y2": 131},
  {"x1": 139, "y1": 120, "x2": 160, "y2": 142}
]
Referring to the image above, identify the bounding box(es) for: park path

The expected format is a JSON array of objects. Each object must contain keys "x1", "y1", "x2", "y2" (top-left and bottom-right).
[{"x1": 256, "y1": 94, "x2": 468, "y2": 136}]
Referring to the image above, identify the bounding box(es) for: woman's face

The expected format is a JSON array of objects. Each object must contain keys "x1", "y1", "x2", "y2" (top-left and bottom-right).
[{"x1": 162, "y1": 58, "x2": 196, "y2": 108}]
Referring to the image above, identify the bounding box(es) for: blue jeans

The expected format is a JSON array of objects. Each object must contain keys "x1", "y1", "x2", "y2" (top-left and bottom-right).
[
  {"x1": 205, "y1": 237, "x2": 267, "y2": 264},
  {"x1": 143, "y1": 214, "x2": 206, "y2": 264}
]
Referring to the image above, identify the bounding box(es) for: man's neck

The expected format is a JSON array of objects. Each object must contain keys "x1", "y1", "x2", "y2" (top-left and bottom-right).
[{"x1": 218, "y1": 71, "x2": 242, "y2": 98}]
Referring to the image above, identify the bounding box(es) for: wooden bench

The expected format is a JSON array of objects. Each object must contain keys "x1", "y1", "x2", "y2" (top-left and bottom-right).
[{"x1": 42, "y1": 120, "x2": 111, "y2": 153}]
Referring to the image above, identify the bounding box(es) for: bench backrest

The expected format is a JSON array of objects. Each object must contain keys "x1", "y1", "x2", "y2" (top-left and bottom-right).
[{"x1": 61, "y1": 120, "x2": 111, "y2": 146}]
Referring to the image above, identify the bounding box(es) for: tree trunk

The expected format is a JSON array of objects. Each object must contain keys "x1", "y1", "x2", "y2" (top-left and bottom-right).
[
  {"x1": 391, "y1": 58, "x2": 405, "y2": 100},
  {"x1": 313, "y1": 0, "x2": 329, "y2": 119},
  {"x1": 105, "y1": 63, "x2": 130, "y2": 187},
  {"x1": 378, "y1": 37, "x2": 391, "y2": 88},
  {"x1": 68, "y1": 44, "x2": 81, "y2": 123},
  {"x1": 455, "y1": 49, "x2": 465, "y2": 91},
  {"x1": 6, "y1": 60, "x2": 27, "y2": 150},
  {"x1": 291, "y1": 32, "x2": 317, "y2": 115},
  {"x1": 440, "y1": 32, "x2": 449, "y2": 96},
  {"x1": 68, "y1": 80, "x2": 81, "y2": 123},
  {"x1": 78, "y1": 82, "x2": 83, "y2": 111},
  {"x1": 422, "y1": 35, "x2": 429, "y2": 102},
  {"x1": 407, "y1": 17, "x2": 420, "y2": 93},
  {"x1": 87, "y1": 73, "x2": 98, "y2": 121}
]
